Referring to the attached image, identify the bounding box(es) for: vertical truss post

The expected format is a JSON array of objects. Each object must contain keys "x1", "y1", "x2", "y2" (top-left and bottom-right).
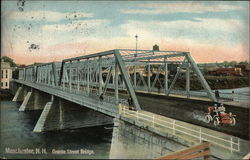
[
  {"x1": 45, "y1": 68, "x2": 47, "y2": 84},
  {"x1": 99, "y1": 57, "x2": 103, "y2": 96},
  {"x1": 48, "y1": 67, "x2": 50, "y2": 85},
  {"x1": 52, "y1": 63, "x2": 57, "y2": 86},
  {"x1": 185, "y1": 52, "x2": 217, "y2": 102},
  {"x1": 24, "y1": 68, "x2": 26, "y2": 81},
  {"x1": 48, "y1": 66, "x2": 51, "y2": 85},
  {"x1": 39, "y1": 69, "x2": 41, "y2": 83},
  {"x1": 63, "y1": 69, "x2": 66, "y2": 89},
  {"x1": 69, "y1": 62, "x2": 72, "y2": 91},
  {"x1": 35, "y1": 66, "x2": 38, "y2": 83},
  {"x1": 115, "y1": 62, "x2": 119, "y2": 104},
  {"x1": 112, "y1": 68, "x2": 115, "y2": 87},
  {"x1": 134, "y1": 65, "x2": 136, "y2": 88},
  {"x1": 42, "y1": 68, "x2": 44, "y2": 84},
  {"x1": 186, "y1": 63, "x2": 190, "y2": 98},
  {"x1": 87, "y1": 59, "x2": 90, "y2": 95},
  {"x1": 31, "y1": 67, "x2": 33, "y2": 82},
  {"x1": 77, "y1": 60, "x2": 80, "y2": 91},
  {"x1": 164, "y1": 57, "x2": 168, "y2": 95},
  {"x1": 147, "y1": 61, "x2": 151, "y2": 92},
  {"x1": 58, "y1": 61, "x2": 65, "y2": 86},
  {"x1": 41, "y1": 68, "x2": 43, "y2": 83},
  {"x1": 114, "y1": 50, "x2": 141, "y2": 110},
  {"x1": 122, "y1": 79, "x2": 125, "y2": 89}
]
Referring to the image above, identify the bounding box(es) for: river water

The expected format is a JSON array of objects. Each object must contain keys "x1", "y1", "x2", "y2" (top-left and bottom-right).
[
  {"x1": 0, "y1": 100, "x2": 165, "y2": 159},
  {"x1": 0, "y1": 100, "x2": 114, "y2": 159}
]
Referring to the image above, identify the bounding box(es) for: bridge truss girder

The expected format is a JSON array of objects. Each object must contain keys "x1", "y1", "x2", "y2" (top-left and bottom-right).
[{"x1": 18, "y1": 49, "x2": 217, "y2": 111}]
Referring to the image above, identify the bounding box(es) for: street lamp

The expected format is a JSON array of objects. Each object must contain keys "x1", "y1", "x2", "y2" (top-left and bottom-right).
[{"x1": 135, "y1": 34, "x2": 138, "y2": 57}]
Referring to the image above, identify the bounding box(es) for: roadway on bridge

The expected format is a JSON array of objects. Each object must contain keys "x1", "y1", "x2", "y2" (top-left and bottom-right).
[{"x1": 135, "y1": 92, "x2": 249, "y2": 140}]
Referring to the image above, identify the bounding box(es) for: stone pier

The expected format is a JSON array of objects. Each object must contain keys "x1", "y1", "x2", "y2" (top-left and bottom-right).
[
  {"x1": 33, "y1": 96, "x2": 114, "y2": 132},
  {"x1": 109, "y1": 118, "x2": 188, "y2": 159}
]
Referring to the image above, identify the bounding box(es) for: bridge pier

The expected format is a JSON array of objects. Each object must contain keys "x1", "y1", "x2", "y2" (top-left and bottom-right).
[
  {"x1": 33, "y1": 96, "x2": 113, "y2": 132},
  {"x1": 19, "y1": 89, "x2": 51, "y2": 111},
  {"x1": 12, "y1": 85, "x2": 29, "y2": 102}
]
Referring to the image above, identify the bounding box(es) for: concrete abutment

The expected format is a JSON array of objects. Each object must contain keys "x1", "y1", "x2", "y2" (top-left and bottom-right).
[{"x1": 19, "y1": 89, "x2": 51, "y2": 111}]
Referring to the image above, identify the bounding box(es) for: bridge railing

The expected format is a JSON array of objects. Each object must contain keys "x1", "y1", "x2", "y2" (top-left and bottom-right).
[{"x1": 121, "y1": 105, "x2": 240, "y2": 153}]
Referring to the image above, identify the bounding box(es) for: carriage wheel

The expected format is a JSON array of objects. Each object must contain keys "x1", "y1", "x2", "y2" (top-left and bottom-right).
[
  {"x1": 205, "y1": 115, "x2": 212, "y2": 123},
  {"x1": 230, "y1": 117, "x2": 236, "y2": 126},
  {"x1": 213, "y1": 117, "x2": 220, "y2": 126}
]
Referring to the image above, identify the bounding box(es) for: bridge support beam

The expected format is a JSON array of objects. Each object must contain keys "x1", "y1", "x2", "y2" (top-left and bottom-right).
[
  {"x1": 33, "y1": 97, "x2": 113, "y2": 132},
  {"x1": 12, "y1": 86, "x2": 28, "y2": 102},
  {"x1": 12, "y1": 86, "x2": 24, "y2": 101},
  {"x1": 19, "y1": 89, "x2": 51, "y2": 111}
]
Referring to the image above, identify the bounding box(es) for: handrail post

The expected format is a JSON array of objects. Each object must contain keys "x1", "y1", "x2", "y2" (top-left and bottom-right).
[
  {"x1": 123, "y1": 105, "x2": 125, "y2": 115},
  {"x1": 230, "y1": 137, "x2": 233, "y2": 153},
  {"x1": 152, "y1": 115, "x2": 155, "y2": 127},
  {"x1": 173, "y1": 120, "x2": 175, "y2": 135},
  {"x1": 136, "y1": 111, "x2": 139, "y2": 121},
  {"x1": 237, "y1": 138, "x2": 240, "y2": 151},
  {"x1": 199, "y1": 128, "x2": 202, "y2": 143}
]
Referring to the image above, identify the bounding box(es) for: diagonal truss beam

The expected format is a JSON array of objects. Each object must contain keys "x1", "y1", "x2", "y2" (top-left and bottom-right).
[
  {"x1": 114, "y1": 50, "x2": 141, "y2": 110},
  {"x1": 166, "y1": 58, "x2": 187, "y2": 96},
  {"x1": 185, "y1": 53, "x2": 217, "y2": 102}
]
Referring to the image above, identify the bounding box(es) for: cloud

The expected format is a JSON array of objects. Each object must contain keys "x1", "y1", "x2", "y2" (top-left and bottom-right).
[
  {"x1": 119, "y1": 18, "x2": 244, "y2": 46},
  {"x1": 2, "y1": 11, "x2": 93, "y2": 22},
  {"x1": 121, "y1": 2, "x2": 245, "y2": 15}
]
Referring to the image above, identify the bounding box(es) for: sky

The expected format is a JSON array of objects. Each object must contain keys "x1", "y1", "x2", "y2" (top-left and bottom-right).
[{"x1": 1, "y1": 0, "x2": 249, "y2": 65}]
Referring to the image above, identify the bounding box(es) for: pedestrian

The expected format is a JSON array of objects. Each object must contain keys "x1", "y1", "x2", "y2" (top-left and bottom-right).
[
  {"x1": 232, "y1": 90, "x2": 235, "y2": 101},
  {"x1": 215, "y1": 90, "x2": 220, "y2": 98},
  {"x1": 100, "y1": 93, "x2": 104, "y2": 101},
  {"x1": 128, "y1": 96, "x2": 133, "y2": 110},
  {"x1": 157, "y1": 85, "x2": 161, "y2": 93}
]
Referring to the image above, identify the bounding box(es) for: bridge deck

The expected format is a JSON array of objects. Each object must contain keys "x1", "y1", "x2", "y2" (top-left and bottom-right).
[
  {"x1": 136, "y1": 92, "x2": 249, "y2": 140},
  {"x1": 13, "y1": 79, "x2": 119, "y2": 118},
  {"x1": 120, "y1": 106, "x2": 248, "y2": 158}
]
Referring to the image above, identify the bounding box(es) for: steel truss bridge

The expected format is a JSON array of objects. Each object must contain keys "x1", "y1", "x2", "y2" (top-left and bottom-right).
[
  {"x1": 12, "y1": 49, "x2": 246, "y2": 156},
  {"x1": 17, "y1": 49, "x2": 217, "y2": 111}
]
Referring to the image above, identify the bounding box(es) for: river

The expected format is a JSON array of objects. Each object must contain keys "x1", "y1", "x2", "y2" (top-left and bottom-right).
[
  {"x1": 0, "y1": 100, "x2": 165, "y2": 159},
  {"x1": 0, "y1": 101, "x2": 114, "y2": 159}
]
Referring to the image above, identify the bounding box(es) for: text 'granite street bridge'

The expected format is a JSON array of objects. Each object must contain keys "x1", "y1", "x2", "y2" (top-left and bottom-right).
[{"x1": 10, "y1": 49, "x2": 247, "y2": 159}]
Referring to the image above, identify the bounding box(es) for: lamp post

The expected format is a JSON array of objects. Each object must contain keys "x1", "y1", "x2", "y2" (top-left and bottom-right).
[{"x1": 135, "y1": 34, "x2": 138, "y2": 57}]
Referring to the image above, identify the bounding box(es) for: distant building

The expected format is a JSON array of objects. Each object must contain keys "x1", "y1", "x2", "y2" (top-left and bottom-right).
[
  {"x1": 235, "y1": 64, "x2": 249, "y2": 76},
  {"x1": 208, "y1": 67, "x2": 243, "y2": 76},
  {"x1": 198, "y1": 63, "x2": 218, "y2": 74},
  {"x1": 1, "y1": 60, "x2": 12, "y2": 89},
  {"x1": 153, "y1": 44, "x2": 159, "y2": 51}
]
